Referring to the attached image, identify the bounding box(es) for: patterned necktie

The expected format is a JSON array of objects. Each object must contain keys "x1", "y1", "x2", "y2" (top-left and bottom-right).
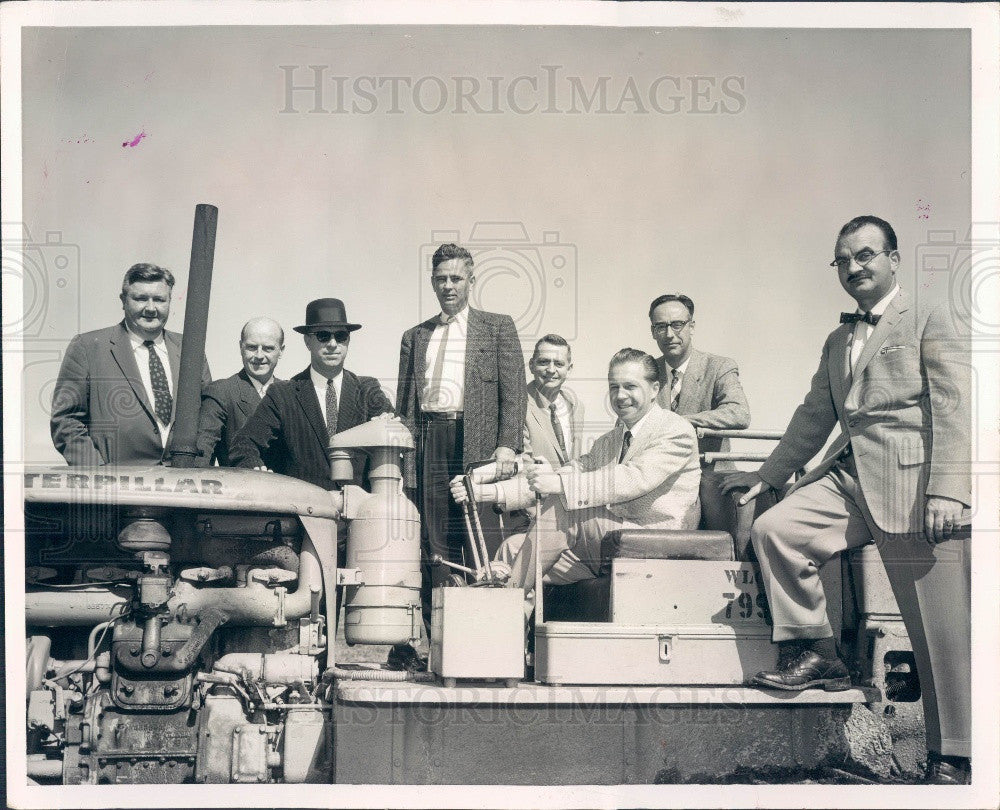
[
  {"x1": 618, "y1": 430, "x2": 632, "y2": 463},
  {"x1": 429, "y1": 316, "x2": 452, "y2": 409},
  {"x1": 143, "y1": 340, "x2": 172, "y2": 425},
  {"x1": 326, "y1": 377, "x2": 339, "y2": 438},
  {"x1": 669, "y1": 368, "x2": 681, "y2": 411},
  {"x1": 549, "y1": 401, "x2": 567, "y2": 460}
]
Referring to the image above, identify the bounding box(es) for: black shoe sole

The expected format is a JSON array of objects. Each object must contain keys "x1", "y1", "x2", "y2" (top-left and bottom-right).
[{"x1": 752, "y1": 675, "x2": 852, "y2": 692}]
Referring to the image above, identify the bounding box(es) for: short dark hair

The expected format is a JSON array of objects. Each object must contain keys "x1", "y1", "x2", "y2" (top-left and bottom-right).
[
  {"x1": 837, "y1": 215, "x2": 898, "y2": 252},
  {"x1": 431, "y1": 243, "x2": 474, "y2": 272},
  {"x1": 121, "y1": 263, "x2": 175, "y2": 294},
  {"x1": 609, "y1": 348, "x2": 658, "y2": 384},
  {"x1": 648, "y1": 293, "x2": 694, "y2": 320},
  {"x1": 532, "y1": 333, "x2": 571, "y2": 361}
]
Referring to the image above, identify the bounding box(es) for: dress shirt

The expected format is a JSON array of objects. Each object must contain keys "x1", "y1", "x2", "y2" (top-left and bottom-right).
[
  {"x1": 250, "y1": 376, "x2": 277, "y2": 398},
  {"x1": 310, "y1": 366, "x2": 343, "y2": 425},
  {"x1": 663, "y1": 355, "x2": 691, "y2": 403},
  {"x1": 126, "y1": 326, "x2": 173, "y2": 441},
  {"x1": 422, "y1": 306, "x2": 469, "y2": 412},
  {"x1": 547, "y1": 390, "x2": 573, "y2": 454},
  {"x1": 849, "y1": 284, "x2": 899, "y2": 369}
]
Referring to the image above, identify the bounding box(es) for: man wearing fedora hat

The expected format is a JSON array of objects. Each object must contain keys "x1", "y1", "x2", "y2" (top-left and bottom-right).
[{"x1": 229, "y1": 298, "x2": 393, "y2": 490}]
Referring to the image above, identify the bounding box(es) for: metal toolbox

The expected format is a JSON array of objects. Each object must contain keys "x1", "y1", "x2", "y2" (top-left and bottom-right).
[
  {"x1": 430, "y1": 587, "x2": 525, "y2": 686},
  {"x1": 534, "y1": 622, "x2": 777, "y2": 685}
]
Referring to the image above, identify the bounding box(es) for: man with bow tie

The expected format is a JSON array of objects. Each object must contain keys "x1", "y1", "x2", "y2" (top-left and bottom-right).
[{"x1": 724, "y1": 215, "x2": 971, "y2": 784}]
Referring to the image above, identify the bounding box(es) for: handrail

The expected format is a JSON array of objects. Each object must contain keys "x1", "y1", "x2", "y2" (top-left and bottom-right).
[
  {"x1": 697, "y1": 429, "x2": 784, "y2": 441},
  {"x1": 702, "y1": 452, "x2": 771, "y2": 464}
]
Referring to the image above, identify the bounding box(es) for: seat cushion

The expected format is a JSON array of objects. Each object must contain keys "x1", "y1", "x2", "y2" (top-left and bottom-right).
[{"x1": 601, "y1": 530, "x2": 734, "y2": 570}]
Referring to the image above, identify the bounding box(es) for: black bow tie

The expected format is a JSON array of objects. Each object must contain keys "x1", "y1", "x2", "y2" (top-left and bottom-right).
[{"x1": 840, "y1": 311, "x2": 880, "y2": 326}]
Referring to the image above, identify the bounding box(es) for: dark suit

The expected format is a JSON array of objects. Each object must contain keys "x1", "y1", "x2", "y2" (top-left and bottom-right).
[
  {"x1": 396, "y1": 307, "x2": 526, "y2": 605},
  {"x1": 229, "y1": 366, "x2": 393, "y2": 490},
  {"x1": 752, "y1": 289, "x2": 970, "y2": 757},
  {"x1": 195, "y1": 369, "x2": 275, "y2": 467},
  {"x1": 51, "y1": 321, "x2": 210, "y2": 466}
]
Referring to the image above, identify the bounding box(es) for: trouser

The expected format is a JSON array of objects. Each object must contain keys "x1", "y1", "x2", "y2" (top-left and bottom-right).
[
  {"x1": 504, "y1": 499, "x2": 625, "y2": 591},
  {"x1": 750, "y1": 459, "x2": 971, "y2": 757}
]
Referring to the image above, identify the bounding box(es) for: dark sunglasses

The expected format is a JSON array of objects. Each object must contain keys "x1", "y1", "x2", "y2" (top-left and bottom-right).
[{"x1": 312, "y1": 329, "x2": 351, "y2": 344}]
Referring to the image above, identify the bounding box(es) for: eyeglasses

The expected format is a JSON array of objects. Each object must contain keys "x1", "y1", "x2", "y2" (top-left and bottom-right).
[
  {"x1": 651, "y1": 320, "x2": 691, "y2": 335},
  {"x1": 830, "y1": 249, "x2": 891, "y2": 271},
  {"x1": 312, "y1": 330, "x2": 350, "y2": 344}
]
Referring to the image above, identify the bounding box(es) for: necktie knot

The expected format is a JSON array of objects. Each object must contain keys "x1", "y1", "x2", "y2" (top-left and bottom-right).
[
  {"x1": 840, "y1": 311, "x2": 880, "y2": 326},
  {"x1": 143, "y1": 339, "x2": 154, "y2": 348}
]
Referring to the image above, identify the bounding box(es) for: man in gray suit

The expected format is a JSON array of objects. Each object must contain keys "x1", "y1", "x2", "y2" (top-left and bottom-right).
[
  {"x1": 51, "y1": 263, "x2": 211, "y2": 466},
  {"x1": 523, "y1": 334, "x2": 584, "y2": 466},
  {"x1": 649, "y1": 293, "x2": 750, "y2": 528},
  {"x1": 724, "y1": 215, "x2": 971, "y2": 783},
  {"x1": 195, "y1": 316, "x2": 285, "y2": 466}
]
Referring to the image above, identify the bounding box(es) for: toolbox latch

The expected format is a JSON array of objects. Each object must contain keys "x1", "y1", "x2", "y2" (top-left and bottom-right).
[{"x1": 658, "y1": 635, "x2": 673, "y2": 663}]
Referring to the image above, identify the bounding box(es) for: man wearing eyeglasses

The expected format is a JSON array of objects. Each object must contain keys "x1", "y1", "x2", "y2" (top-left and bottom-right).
[
  {"x1": 229, "y1": 298, "x2": 393, "y2": 490},
  {"x1": 723, "y1": 215, "x2": 971, "y2": 784},
  {"x1": 648, "y1": 293, "x2": 750, "y2": 529}
]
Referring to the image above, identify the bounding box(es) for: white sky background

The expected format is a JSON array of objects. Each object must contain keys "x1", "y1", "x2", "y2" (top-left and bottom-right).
[{"x1": 18, "y1": 24, "x2": 972, "y2": 464}]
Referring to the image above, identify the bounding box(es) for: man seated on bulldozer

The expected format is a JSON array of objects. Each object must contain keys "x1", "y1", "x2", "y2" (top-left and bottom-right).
[{"x1": 453, "y1": 348, "x2": 701, "y2": 589}]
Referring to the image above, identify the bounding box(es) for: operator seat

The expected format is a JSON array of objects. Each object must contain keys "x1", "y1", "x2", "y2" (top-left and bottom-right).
[{"x1": 541, "y1": 476, "x2": 778, "y2": 622}]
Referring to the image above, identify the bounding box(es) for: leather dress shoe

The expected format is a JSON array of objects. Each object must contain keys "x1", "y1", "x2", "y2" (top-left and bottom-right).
[
  {"x1": 925, "y1": 753, "x2": 971, "y2": 785},
  {"x1": 385, "y1": 643, "x2": 428, "y2": 673},
  {"x1": 752, "y1": 649, "x2": 851, "y2": 692}
]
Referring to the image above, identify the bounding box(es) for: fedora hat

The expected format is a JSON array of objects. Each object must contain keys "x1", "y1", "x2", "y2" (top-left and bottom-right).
[{"x1": 293, "y1": 298, "x2": 362, "y2": 334}]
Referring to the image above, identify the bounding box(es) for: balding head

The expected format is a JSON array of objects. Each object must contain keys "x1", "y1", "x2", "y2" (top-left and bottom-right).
[{"x1": 239, "y1": 317, "x2": 285, "y2": 384}]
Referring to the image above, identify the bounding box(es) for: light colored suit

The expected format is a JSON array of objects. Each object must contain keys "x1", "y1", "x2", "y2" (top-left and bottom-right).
[
  {"x1": 504, "y1": 405, "x2": 701, "y2": 588},
  {"x1": 522, "y1": 380, "x2": 583, "y2": 466},
  {"x1": 751, "y1": 289, "x2": 970, "y2": 757},
  {"x1": 50, "y1": 321, "x2": 210, "y2": 466}
]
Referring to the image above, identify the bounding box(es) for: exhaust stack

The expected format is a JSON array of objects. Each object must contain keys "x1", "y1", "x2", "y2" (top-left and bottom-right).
[{"x1": 168, "y1": 203, "x2": 218, "y2": 467}]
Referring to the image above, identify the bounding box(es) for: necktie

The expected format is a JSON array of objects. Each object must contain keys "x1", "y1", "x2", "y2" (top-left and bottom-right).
[
  {"x1": 326, "y1": 377, "x2": 339, "y2": 438},
  {"x1": 618, "y1": 430, "x2": 632, "y2": 463},
  {"x1": 669, "y1": 368, "x2": 681, "y2": 412},
  {"x1": 549, "y1": 401, "x2": 567, "y2": 460},
  {"x1": 429, "y1": 316, "x2": 452, "y2": 409},
  {"x1": 143, "y1": 340, "x2": 172, "y2": 425},
  {"x1": 840, "y1": 311, "x2": 880, "y2": 326}
]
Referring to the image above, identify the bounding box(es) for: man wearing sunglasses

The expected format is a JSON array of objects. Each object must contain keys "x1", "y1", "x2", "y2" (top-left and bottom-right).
[
  {"x1": 648, "y1": 293, "x2": 750, "y2": 530},
  {"x1": 723, "y1": 215, "x2": 972, "y2": 784},
  {"x1": 229, "y1": 298, "x2": 393, "y2": 490}
]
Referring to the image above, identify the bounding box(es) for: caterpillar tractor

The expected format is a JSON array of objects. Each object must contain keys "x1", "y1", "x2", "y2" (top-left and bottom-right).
[{"x1": 21, "y1": 206, "x2": 923, "y2": 786}]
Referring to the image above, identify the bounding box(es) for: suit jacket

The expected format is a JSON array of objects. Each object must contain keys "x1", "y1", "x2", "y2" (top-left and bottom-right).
[
  {"x1": 522, "y1": 380, "x2": 584, "y2": 466},
  {"x1": 757, "y1": 289, "x2": 970, "y2": 534},
  {"x1": 50, "y1": 321, "x2": 211, "y2": 466},
  {"x1": 656, "y1": 349, "x2": 751, "y2": 468},
  {"x1": 228, "y1": 366, "x2": 393, "y2": 490},
  {"x1": 500, "y1": 405, "x2": 701, "y2": 529},
  {"x1": 396, "y1": 308, "x2": 527, "y2": 487},
  {"x1": 195, "y1": 369, "x2": 279, "y2": 467}
]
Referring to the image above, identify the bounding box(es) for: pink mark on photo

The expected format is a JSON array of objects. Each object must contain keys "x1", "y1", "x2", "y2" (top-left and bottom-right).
[
  {"x1": 122, "y1": 130, "x2": 149, "y2": 148},
  {"x1": 916, "y1": 198, "x2": 931, "y2": 221}
]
